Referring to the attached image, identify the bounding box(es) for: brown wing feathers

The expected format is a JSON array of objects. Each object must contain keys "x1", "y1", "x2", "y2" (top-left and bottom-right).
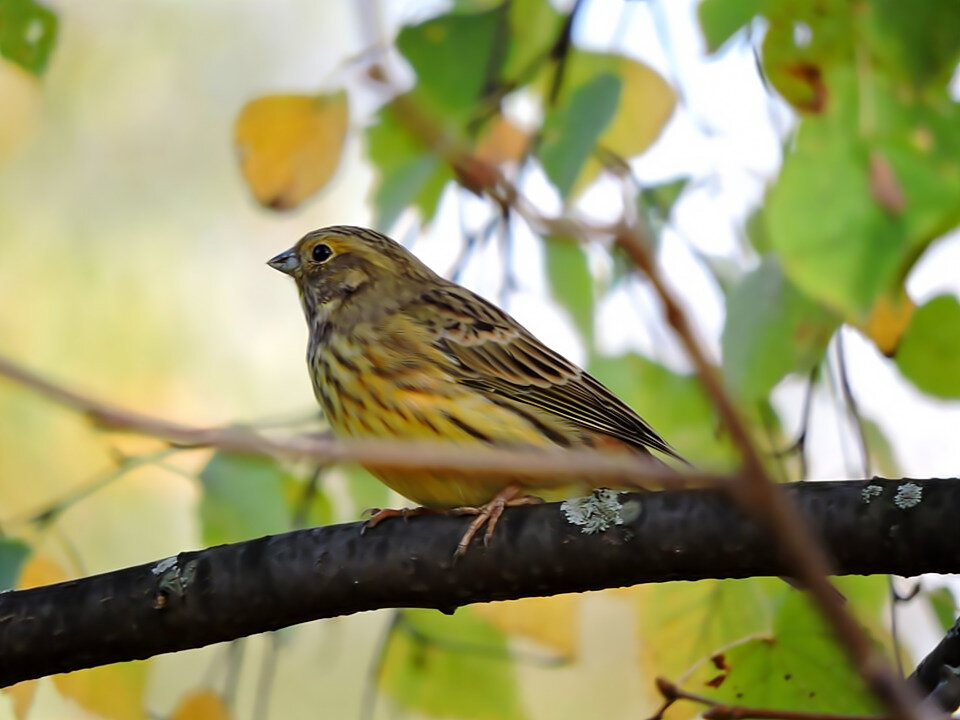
[{"x1": 417, "y1": 286, "x2": 685, "y2": 462}]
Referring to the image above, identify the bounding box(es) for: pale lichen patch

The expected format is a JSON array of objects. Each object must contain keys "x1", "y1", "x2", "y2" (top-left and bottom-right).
[
  {"x1": 861, "y1": 484, "x2": 883, "y2": 503},
  {"x1": 561, "y1": 488, "x2": 627, "y2": 534},
  {"x1": 893, "y1": 482, "x2": 922, "y2": 509},
  {"x1": 152, "y1": 556, "x2": 177, "y2": 575}
]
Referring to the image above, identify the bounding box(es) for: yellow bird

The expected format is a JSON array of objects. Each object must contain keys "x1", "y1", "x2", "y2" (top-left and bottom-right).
[{"x1": 269, "y1": 226, "x2": 682, "y2": 555}]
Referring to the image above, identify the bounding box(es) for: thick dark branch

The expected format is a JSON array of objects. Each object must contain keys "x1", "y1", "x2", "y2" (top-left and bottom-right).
[{"x1": 0, "y1": 477, "x2": 956, "y2": 687}]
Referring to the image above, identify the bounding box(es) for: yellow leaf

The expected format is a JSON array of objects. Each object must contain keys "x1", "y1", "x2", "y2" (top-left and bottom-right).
[
  {"x1": 171, "y1": 690, "x2": 230, "y2": 720},
  {"x1": 567, "y1": 55, "x2": 676, "y2": 196},
  {"x1": 17, "y1": 554, "x2": 69, "y2": 589},
  {"x1": 599, "y1": 57, "x2": 675, "y2": 157},
  {"x1": 0, "y1": 59, "x2": 40, "y2": 167},
  {"x1": 633, "y1": 578, "x2": 786, "y2": 716},
  {"x1": 472, "y1": 594, "x2": 579, "y2": 658},
  {"x1": 234, "y1": 91, "x2": 348, "y2": 210},
  {"x1": 474, "y1": 115, "x2": 530, "y2": 166},
  {"x1": 861, "y1": 290, "x2": 915, "y2": 356},
  {"x1": 53, "y1": 662, "x2": 148, "y2": 720},
  {"x1": 3, "y1": 681, "x2": 37, "y2": 720}
]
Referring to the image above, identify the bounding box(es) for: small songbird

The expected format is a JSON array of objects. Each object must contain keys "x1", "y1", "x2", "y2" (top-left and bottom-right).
[{"x1": 269, "y1": 226, "x2": 683, "y2": 556}]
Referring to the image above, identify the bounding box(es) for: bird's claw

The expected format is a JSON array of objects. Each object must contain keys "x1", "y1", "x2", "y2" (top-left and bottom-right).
[{"x1": 451, "y1": 485, "x2": 541, "y2": 559}]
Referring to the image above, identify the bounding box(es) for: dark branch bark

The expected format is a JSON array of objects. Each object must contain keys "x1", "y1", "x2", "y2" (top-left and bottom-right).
[
  {"x1": 909, "y1": 616, "x2": 960, "y2": 711},
  {"x1": 0, "y1": 477, "x2": 956, "y2": 688}
]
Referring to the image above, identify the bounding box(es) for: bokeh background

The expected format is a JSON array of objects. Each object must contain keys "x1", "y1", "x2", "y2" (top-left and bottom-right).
[{"x1": 1, "y1": 0, "x2": 959, "y2": 718}]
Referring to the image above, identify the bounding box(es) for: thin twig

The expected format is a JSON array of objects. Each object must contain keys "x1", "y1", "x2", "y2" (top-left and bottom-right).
[
  {"x1": 835, "y1": 331, "x2": 872, "y2": 477},
  {"x1": 359, "y1": 609, "x2": 402, "y2": 720},
  {"x1": 222, "y1": 638, "x2": 246, "y2": 711},
  {"x1": 6, "y1": 447, "x2": 183, "y2": 529},
  {"x1": 650, "y1": 677, "x2": 894, "y2": 720},
  {"x1": 774, "y1": 366, "x2": 819, "y2": 480},
  {"x1": 0, "y1": 353, "x2": 724, "y2": 490},
  {"x1": 291, "y1": 465, "x2": 325, "y2": 530},
  {"x1": 252, "y1": 633, "x2": 279, "y2": 720}
]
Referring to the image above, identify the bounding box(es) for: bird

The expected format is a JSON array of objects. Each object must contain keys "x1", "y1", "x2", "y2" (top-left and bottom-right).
[{"x1": 268, "y1": 225, "x2": 684, "y2": 556}]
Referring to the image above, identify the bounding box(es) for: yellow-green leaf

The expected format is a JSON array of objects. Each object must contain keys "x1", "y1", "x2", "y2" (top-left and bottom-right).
[
  {"x1": 548, "y1": 52, "x2": 675, "y2": 195},
  {"x1": 380, "y1": 609, "x2": 525, "y2": 720},
  {"x1": 472, "y1": 594, "x2": 579, "y2": 659},
  {"x1": 677, "y1": 579, "x2": 886, "y2": 716},
  {"x1": 539, "y1": 72, "x2": 621, "y2": 198},
  {"x1": 53, "y1": 662, "x2": 149, "y2": 720}
]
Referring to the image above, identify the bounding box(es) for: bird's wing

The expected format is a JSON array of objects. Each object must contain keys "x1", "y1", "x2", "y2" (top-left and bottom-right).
[{"x1": 412, "y1": 285, "x2": 685, "y2": 461}]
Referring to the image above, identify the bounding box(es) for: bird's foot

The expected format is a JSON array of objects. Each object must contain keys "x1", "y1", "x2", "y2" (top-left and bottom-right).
[
  {"x1": 451, "y1": 485, "x2": 542, "y2": 558},
  {"x1": 360, "y1": 506, "x2": 444, "y2": 534}
]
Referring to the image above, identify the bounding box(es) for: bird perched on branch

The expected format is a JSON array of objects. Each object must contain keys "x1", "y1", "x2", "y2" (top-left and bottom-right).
[{"x1": 269, "y1": 226, "x2": 683, "y2": 556}]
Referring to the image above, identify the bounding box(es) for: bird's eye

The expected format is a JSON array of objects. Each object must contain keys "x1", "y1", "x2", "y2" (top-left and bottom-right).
[{"x1": 312, "y1": 244, "x2": 333, "y2": 263}]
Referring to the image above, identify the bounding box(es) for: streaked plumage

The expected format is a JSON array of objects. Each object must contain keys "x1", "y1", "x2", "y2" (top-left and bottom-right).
[{"x1": 269, "y1": 226, "x2": 682, "y2": 549}]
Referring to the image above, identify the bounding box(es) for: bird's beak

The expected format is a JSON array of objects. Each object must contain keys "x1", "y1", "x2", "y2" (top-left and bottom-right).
[{"x1": 267, "y1": 248, "x2": 299, "y2": 275}]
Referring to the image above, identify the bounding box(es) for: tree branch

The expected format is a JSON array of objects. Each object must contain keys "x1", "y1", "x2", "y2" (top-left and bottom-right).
[
  {"x1": 909, "y1": 616, "x2": 960, "y2": 711},
  {"x1": 0, "y1": 352, "x2": 721, "y2": 491},
  {"x1": 0, "y1": 477, "x2": 955, "y2": 688}
]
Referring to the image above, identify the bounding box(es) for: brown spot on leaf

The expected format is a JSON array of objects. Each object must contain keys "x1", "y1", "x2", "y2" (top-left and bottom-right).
[
  {"x1": 869, "y1": 151, "x2": 907, "y2": 214},
  {"x1": 706, "y1": 674, "x2": 726, "y2": 688},
  {"x1": 785, "y1": 62, "x2": 827, "y2": 113},
  {"x1": 711, "y1": 652, "x2": 729, "y2": 671}
]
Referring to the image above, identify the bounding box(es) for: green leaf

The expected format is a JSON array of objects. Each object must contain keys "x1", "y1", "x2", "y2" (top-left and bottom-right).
[
  {"x1": 343, "y1": 465, "x2": 392, "y2": 516},
  {"x1": 451, "y1": 0, "x2": 503, "y2": 12},
  {"x1": 544, "y1": 238, "x2": 594, "y2": 346},
  {"x1": 869, "y1": 0, "x2": 960, "y2": 88},
  {"x1": 673, "y1": 577, "x2": 887, "y2": 717},
  {"x1": 365, "y1": 99, "x2": 452, "y2": 229},
  {"x1": 636, "y1": 577, "x2": 789, "y2": 682},
  {"x1": 589, "y1": 354, "x2": 737, "y2": 468},
  {"x1": 280, "y1": 473, "x2": 334, "y2": 528},
  {"x1": 925, "y1": 587, "x2": 957, "y2": 634},
  {"x1": 380, "y1": 608, "x2": 525, "y2": 720},
  {"x1": 767, "y1": 67, "x2": 960, "y2": 317},
  {"x1": 745, "y1": 206, "x2": 771, "y2": 255},
  {"x1": 722, "y1": 256, "x2": 838, "y2": 401},
  {"x1": 540, "y1": 52, "x2": 675, "y2": 195},
  {"x1": 0, "y1": 0, "x2": 57, "y2": 75},
  {"x1": 396, "y1": 8, "x2": 504, "y2": 125},
  {"x1": 638, "y1": 178, "x2": 691, "y2": 247},
  {"x1": 0, "y1": 538, "x2": 29, "y2": 590},
  {"x1": 640, "y1": 177, "x2": 689, "y2": 220},
  {"x1": 502, "y1": 0, "x2": 564, "y2": 81},
  {"x1": 198, "y1": 452, "x2": 290, "y2": 545},
  {"x1": 860, "y1": 418, "x2": 900, "y2": 477},
  {"x1": 760, "y1": 1, "x2": 853, "y2": 113},
  {"x1": 697, "y1": 0, "x2": 764, "y2": 53},
  {"x1": 895, "y1": 294, "x2": 960, "y2": 398},
  {"x1": 538, "y1": 72, "x2": 621, "y2": 198}
]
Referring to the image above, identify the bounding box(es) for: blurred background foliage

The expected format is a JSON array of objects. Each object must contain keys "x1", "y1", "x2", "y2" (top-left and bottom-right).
[{"x1": 1, "y1": 0, "x2": 959, "y2": 718}]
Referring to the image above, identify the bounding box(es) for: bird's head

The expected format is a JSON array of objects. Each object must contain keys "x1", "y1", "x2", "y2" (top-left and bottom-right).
[{"x1": 268, "y1": 225, "x2": 435, "y2": 325}]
